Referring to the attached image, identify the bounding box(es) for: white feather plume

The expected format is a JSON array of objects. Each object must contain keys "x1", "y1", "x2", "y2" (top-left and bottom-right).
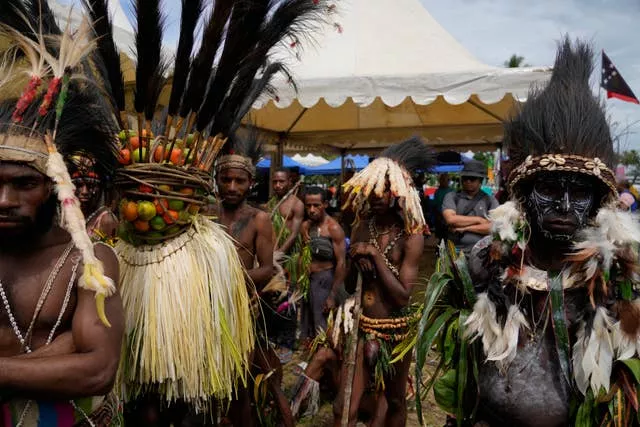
[
  {"x1": 489, "y1": 201, "x2": 524, "y2": 242},
  {"x1": 611, "y1": 321, "x2": 637, "y2": 361},
  {"x1": 465, "y1": 293, "x2": 529, "y2": 371},
  {"x1": 573, "y1": 307, "x2": 614, "y2": 395},
  {"x1": 489, "y1": 305, "x2": 530, "y2": 367},
  {"x1": 594, "y1": 207, "x2": 640, "y2": 246}
]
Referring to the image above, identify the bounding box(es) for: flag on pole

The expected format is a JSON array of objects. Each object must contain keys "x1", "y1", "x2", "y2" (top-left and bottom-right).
[{"x1": 601, "y1": 51, "x2": 639, "y2": 104}]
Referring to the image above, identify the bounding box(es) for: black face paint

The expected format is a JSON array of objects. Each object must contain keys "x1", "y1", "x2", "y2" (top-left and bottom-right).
[{"x1": 527, "y1": 172, "x2": 595, "y2": 241}]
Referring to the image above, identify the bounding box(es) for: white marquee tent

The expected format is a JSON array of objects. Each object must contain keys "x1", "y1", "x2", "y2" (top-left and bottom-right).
[
  {"x1": 50, "y1": 0, "x2": 552, "y2": 157},
  {"x1": 250, "y1": 0, "x2": 552, "y2": 154}
]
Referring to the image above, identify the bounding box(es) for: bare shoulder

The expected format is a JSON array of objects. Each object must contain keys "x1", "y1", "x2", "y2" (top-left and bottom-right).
[
  {"x1": 404, "y1": 232, "x2": 424, "y2": 254},
  {"x1": 93, "y1": 243, "x2": 120, "y2": 286},
  {"x1": 327, "y1": 217, "x2": 345, "y2": 238},
  {"x1": 252, "y1": 207, "x2": 271, "y2": 225},
  {"x1": 96, "y1": 210, "x2": 118, "y2": 233}
]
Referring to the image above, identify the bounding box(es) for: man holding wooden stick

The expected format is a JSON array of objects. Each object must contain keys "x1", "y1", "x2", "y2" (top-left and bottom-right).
[
  {"x1": 266, "y1": 169, "x2": 306, "y2": 356},
  {"x1": 335, "y1": 137, "x2": 433, "y2": 427}
]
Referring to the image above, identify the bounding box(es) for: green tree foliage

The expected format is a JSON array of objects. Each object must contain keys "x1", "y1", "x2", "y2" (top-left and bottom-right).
[
  {"x1": 473, "y1": 152, "x2": 494, "y2": 168},
  {"x1": 504, "y1": 54, "x2": 530, "y2": 68}
]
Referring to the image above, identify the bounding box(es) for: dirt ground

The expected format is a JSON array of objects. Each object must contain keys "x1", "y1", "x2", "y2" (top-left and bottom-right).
[{"x1": 281, "y1": 235, "x2": 447, "y2": 426}]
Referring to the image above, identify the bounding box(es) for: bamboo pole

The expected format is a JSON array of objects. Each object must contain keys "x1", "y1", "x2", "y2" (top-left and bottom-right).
[
  {"x1": 272, "y1": 180, "x2": 303, "y2": 250},
  {"x1": 341, "y1": 270, "x2": 363, "y2": 427}
]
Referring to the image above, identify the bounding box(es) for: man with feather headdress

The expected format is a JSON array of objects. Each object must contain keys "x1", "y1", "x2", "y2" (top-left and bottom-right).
[
  {"x1": 414, "y1": 38, "x2": 640, "y2": 426},
  {"x1": 0, "y1": 1, "x2": 125, "y2": 425},
  {"x1": 330, "y1": 136, "x2": 432, "y2": 427}
]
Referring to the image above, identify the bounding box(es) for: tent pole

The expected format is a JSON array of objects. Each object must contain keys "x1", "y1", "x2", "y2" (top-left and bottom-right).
[
  {"x1": 340, "y1": 149, "x2": 346, "y2": 186},
  {"x1": 286, "y1": 107, "x2": 309, "y2": 134},
  {"x1": 277, "y1": 133, "x2": 285, "y2": 168},
  {"x1": 468, "y1": 98, "x2": 504, "y2": 123}
]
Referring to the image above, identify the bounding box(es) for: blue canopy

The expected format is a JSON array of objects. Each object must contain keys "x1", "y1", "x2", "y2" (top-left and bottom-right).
[
  {"x1": 432, "y1": 164, "x2": 464, "y2": 174},
  {"x1": 256, "y1": 155, "x2": 305, "y2": 171},
  {"x1": 304, "y1": 155, "x2": 370, "y2": 175}
]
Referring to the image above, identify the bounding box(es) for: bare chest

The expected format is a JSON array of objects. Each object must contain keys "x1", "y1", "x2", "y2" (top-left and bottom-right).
[
  {"x1": 353, "y1": 227, "x2": 406, "y2": 315},
  {"x1": 219, "y1": 215, "x2": 257, "y2": 265},
  {"x1": 278, "y1": 199, "x2": 296, "y2": 223},
  {"x1": 0, "y1": 249, "x2": 78, "y2": 354}
]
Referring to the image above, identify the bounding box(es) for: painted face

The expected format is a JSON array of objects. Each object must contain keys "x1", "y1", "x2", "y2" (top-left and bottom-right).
[
  {"x1": 217, "y1": 167, "x2": 252, "y2": 206},
  {"x1": 69, "y1": 157, "x2": 102, "y2": 214},
  {"x1": 304, "y1": 193, "x2": 326, "y2": 222},
  {"x1": 0, "y1": 163, "x2": 55, "y2": 241},
  {"x1": 527, "y1": 172, "x2": 596, "y2": 240},
  {"x1": 72, "y1": 175, "x2": 101, "y2": 214},
  {"x1": 272, "y1": 171, "x2": 290, "y2": 197}
]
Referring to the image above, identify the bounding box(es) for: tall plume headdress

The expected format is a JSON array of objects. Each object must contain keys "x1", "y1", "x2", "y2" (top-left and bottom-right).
[
  {"x1": 80, "y1": 0, "x2": 335, "y2": 408},
  {"x1": 0, "y1": 1, "x2": 119, "y2": 327},
  {"x1": 505, "y1": 37, "x2": 617, "y2": 203},
  {"x1": 85, "y1": 0, "x2": 334, "y2": 245},
  {"x1": 342, "y1": 137, "x2": 435, "y2": 235}
]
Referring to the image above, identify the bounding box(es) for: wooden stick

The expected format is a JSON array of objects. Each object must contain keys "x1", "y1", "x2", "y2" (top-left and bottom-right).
[
  {"x1": 271, "y1": 181, "x2": 303, "y2": 250},
  {"x1": 341, "y1": 270, "x2": 363, "y2": 427},
  {"x1": 120, "y1": 111, "x2": 132, "y2": 152},
  {"x1": 136, "y1": 112, "x2": 144, "y2": 164}
]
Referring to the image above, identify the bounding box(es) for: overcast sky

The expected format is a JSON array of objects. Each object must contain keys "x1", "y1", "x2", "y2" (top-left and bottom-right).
[
  {"x1": 421, "y1": 0, "x2": 640, "y2": 151},
  {"x1": 60, "y1": 0, "x2": 640, "y2": 150}
]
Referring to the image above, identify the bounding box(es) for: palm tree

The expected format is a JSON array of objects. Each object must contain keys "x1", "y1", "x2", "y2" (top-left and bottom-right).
[{"x1": 504, "y1": 54, "x2": 529, "y2": 68}]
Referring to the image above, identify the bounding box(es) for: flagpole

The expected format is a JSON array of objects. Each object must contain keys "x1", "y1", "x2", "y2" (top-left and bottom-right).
[{"x1": 599, "y1": 49, "x2": 603, "y2": 100}]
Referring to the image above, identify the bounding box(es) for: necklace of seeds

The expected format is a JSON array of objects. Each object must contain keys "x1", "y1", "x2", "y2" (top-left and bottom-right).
[
  {"x1": 368, "y1": 219, "x2": 404, "y2": 277},
  {"x1": 84, "y1": 208, "x2": 101, "y2": 226},
  {"x1": 0, "y1": 246, "x2": 95, "y2": 427}
]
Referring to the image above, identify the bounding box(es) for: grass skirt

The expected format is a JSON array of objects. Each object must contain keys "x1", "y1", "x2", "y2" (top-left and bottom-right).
[{"x1": 115, "y1": 217, "x2": 254, "y2": 410}]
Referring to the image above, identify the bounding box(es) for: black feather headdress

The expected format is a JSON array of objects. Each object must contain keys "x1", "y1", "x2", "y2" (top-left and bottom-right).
[
  {"x1": 343, "y1": 137, "x2": 435, "y2": 234},
  {"x1": 216, "y1": 126, "x2": 265, "y2": 178},
  {"x1": 379, "y1": 136, "x2": 436, "y2": 174},
  {"x1": 82, "y1": 0, "x2": 126, "y2": 126},
  {"x1": 505, "y1": 38, "x2": 616, "y2": 197},
  {"x1": 86, "y1": 0, "x2": 330, "y2": 173}
]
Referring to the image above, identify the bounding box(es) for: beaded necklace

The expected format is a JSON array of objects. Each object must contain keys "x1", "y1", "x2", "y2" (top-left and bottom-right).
[
  {"x1": 0, "y1": 244, "x2": 95, "y2": 426},
  {"x1": 368, "y1": 219, "x2": 404, "y2": 278}
]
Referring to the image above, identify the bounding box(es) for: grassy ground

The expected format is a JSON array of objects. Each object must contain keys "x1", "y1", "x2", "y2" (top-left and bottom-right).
[{"x1": 281, "y1": 236, "x2": 447, "y2": 426}]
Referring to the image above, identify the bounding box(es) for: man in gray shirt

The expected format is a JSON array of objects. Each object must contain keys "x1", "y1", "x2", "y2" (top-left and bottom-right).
[{"x1": 442, "y1": 160, "x2": 499, "y2": 255}]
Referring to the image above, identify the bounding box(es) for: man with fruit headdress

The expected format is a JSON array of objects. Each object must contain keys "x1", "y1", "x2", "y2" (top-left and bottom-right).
[
  {"x1": 84, "y1": 0, "x2": 331, "y2": 424},
  {"x1": 414, "y1": 39, "x2": 640, "y2": 427},
  {"x1": 0, "y1": 1, "x2": 124, "y2": 424}
]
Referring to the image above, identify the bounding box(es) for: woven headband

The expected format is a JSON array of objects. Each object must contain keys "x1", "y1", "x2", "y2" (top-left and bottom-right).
[
  {"x1": 508, "y1": 154, "x2": 617, "y2": 195},
  {"x1": 216, "y1": 154, "x2": 256, "y2": 178}
]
